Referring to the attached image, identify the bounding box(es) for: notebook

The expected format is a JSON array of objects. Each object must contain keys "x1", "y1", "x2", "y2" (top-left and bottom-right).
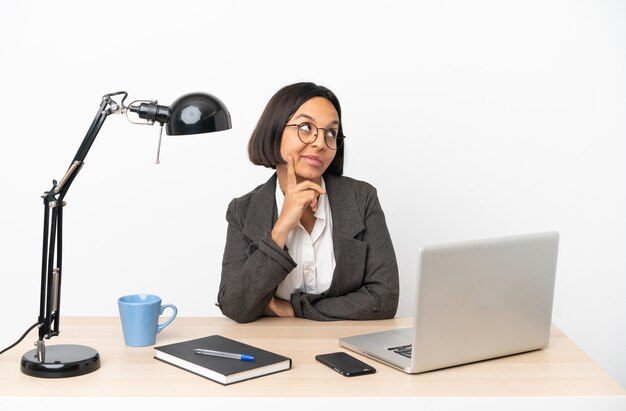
[
  {"x1": 154, "y1": 335, "x2": 291, "y2": 385},
  {"x1": 340, "y1": 231, "x2": 559, "y2": 374}
]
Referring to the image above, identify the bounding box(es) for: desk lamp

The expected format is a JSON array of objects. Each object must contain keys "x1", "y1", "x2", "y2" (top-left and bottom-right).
[{"x1": 19, "y1": 91, "x2": 231, "y2": 378}]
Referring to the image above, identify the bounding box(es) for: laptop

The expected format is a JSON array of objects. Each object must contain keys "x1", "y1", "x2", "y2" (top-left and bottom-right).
[{"x1": 340, "y1": 231, "x2": 559, "y2": 374}]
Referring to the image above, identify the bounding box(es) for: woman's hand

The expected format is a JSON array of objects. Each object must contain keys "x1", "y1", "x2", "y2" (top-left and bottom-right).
[
  {"x1": 272, "y1": 155, "x2": 325, "y2": 248},
  {"x1": 263, "y1": 297, "x2": 295, "y2": 317}
]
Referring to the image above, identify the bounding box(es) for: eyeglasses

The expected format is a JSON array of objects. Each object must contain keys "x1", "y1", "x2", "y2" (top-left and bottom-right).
[{"x1": 285, "y1": 122, "x2": 344, "y2": 150}]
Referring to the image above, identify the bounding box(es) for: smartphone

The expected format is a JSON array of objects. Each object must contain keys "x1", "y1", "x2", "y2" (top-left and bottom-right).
[{"x1": 315, "y1": 351, "x2": 376, "y2": 377}]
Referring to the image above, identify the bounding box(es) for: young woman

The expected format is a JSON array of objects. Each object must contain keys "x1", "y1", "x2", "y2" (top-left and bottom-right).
[{"x1": 217, "y1": 82, "x2": 398, "y2": 323}]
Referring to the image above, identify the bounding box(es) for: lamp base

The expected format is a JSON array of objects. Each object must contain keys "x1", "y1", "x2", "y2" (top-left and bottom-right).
[{"x1": 21, "y1": 344, "x2": 101, "y2": 378}]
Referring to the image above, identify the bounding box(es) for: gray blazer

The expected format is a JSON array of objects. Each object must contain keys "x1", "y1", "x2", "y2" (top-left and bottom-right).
[{"x1": 217, "y1": 173, "x2": 399, "y2": 323}]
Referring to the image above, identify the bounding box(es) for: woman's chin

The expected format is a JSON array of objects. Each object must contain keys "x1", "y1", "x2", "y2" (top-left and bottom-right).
[{"x1": 297, "y1": 170, "x2": 324, "y2": 182}]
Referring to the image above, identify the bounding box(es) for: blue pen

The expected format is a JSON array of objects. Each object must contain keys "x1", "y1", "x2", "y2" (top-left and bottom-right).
[{"x1": 194, "y1": 348, "x2": 255, "y2": 361}]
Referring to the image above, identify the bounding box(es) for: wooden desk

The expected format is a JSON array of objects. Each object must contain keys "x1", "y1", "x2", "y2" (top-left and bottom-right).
[{"x1": 1, "y1": 317, "x2": 624, "y2": 398}]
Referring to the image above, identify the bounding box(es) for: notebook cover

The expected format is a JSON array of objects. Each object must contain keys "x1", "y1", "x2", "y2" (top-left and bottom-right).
[{"x1": 154, "y1": 335, "x2": 291, "y2": 385}]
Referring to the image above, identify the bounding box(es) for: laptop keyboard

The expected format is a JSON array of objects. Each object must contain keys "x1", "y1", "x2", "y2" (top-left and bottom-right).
[{"x1": 388, "y1": 344, "x2": 412, "y2": 358}]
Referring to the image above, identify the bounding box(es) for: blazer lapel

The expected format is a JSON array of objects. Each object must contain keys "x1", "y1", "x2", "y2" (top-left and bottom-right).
[
  {"x1": 325, "y1": 174, "x2": 368, "y2": 295},
  {"x1": 242, "y1": 174, "x2": 278, "y2": 243},
  {"x1": 325, "y1": 174, "x2": 365, "y2": 238}
]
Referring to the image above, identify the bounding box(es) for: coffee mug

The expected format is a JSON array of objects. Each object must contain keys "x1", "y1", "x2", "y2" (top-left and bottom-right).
[{"x1": 117, "y1": 294, "x2": 178, "y2": 347}]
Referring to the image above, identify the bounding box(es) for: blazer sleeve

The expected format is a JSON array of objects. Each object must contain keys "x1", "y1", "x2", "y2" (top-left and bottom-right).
[
  {"x1": 290, "y1": 184, "x2": 399, "y2": 321},
  {"x1": 217, "y1": 198, "x2": 296, "y2": 323}
]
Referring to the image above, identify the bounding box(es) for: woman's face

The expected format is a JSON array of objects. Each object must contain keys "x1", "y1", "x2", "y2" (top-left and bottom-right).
[{"x1": 279, "y1": 97, "x2": 339, "y2": 183}]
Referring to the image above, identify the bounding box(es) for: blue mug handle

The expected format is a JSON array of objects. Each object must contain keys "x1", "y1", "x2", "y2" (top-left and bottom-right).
[{"x1": 157, "y1": 303, "x2": 177, "y2": 333}]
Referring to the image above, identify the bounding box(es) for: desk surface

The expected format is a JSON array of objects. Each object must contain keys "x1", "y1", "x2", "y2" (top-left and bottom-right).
[{"x1": 1, "y1": 316, "x2": 624, "y2": 398}]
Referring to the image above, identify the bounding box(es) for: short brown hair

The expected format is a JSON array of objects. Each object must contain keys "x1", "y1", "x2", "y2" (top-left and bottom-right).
[{"x1": 248, "y1": 82, "x2": 344, "y2": 176}]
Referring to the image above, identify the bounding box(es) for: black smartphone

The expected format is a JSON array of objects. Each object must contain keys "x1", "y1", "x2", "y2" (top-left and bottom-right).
[{"x1": 315, "y1": 351, "x2": 376, "y2": 377}]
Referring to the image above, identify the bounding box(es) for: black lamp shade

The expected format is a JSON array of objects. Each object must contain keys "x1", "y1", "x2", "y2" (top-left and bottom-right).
[{"x1": 166, "y1": 92, "x2": 232, "y2": 136}]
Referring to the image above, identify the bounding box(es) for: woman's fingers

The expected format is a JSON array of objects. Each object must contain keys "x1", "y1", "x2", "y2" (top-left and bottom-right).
[
  {"x1": 287, "y1": 156, "x2": 297, "y2": 189},
  {"x1": 291, "y1": 181, "x2": 325, "y2": 196},
  {"x1": 292, "y1": 187, "x2": 322, "y2": 210}
]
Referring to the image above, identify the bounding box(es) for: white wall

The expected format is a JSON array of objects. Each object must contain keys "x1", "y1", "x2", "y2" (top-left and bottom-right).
[{"x1": 1, "y1": 0, "x2": 624, "y2": 388}]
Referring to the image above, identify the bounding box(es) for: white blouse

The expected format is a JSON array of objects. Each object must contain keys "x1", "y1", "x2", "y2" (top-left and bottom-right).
[{"x1": 274, "y1": 177, "x2": 336, "y2": 300}]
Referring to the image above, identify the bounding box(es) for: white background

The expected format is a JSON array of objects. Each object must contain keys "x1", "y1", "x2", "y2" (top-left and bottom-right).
[{"x1": 0, "y1": 0, "x2": 624, "y2": 390}]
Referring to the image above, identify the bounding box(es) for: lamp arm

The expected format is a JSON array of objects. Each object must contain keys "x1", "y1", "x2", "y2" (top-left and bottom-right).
[
  {"x1": 55, "y1": 91, "x2": 128, "y2": 199},
  {"x1": 36, "y1": 91, "x2": 127, "y2": 345}
]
